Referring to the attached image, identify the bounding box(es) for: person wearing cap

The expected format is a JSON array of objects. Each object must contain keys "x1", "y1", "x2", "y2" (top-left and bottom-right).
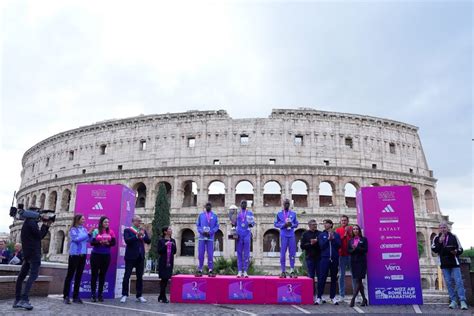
[
  {"x1": 274, "y1": 199, "x2": 299, "y2": 278},
  {"x1": 236, "y1": 200, "x2": 255, "y2": 278},
  {"x1": 316, "y1": 219, "x2": 341, "y2": 305}
]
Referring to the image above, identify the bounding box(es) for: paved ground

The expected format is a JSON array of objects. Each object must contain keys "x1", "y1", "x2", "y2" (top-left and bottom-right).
[{"x1": 0, "y1": 295, "x2": 471, "y2": 315}]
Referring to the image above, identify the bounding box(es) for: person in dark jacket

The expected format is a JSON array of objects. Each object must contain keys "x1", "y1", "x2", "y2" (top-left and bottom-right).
[
  {"x1": 157, "y1": 226, "x2": 177, "y2": 303},
  {"x1": 316, "y1": 219, "x2": 341, "y2": 305},
  {"x1": 120, "y1": 215, "x2": 151, "y2": 303},
  {"x1": 90, "y1": 216, "x2": 116, "y2": 302},
  {"x1": 431, "y1": 222, "x2": 468, "y2": 310},
  {"x1": 300, "y1": 219, "x2": 321, "y2": 303},
  {"x1": 0, "y1": 240, "x2": 11, "y2": 264},
  {"x1": 348, "y1": 224, "x2": 368, "y2": 307},
  {"x1": 14, "y1": 214, "x2": 51, "y2": 310}
]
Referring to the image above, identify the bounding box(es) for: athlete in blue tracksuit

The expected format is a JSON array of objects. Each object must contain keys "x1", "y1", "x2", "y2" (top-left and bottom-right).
[
  {"x1": 195, "y1": 202, "x2": 219, "y2": 277},
  {"x1": 316, "y1": 219, "x2": 342, "y2": 305},
  {"x1": 236, "y1": 200, "x2": 255, "y2": 278},
  {"x1": 274, "y1": 199, "x2": 299, "y2": 278}
]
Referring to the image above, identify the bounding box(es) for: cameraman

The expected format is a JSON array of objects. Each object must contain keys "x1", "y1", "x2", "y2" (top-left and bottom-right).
[{"x1": 13, "y1": 208, "x2": 51, "y2": 311}]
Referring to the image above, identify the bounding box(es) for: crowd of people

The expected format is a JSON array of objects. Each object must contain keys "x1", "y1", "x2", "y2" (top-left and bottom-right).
[{"x1": 6, "y1": 201, "x2": 470, "y2": 311}]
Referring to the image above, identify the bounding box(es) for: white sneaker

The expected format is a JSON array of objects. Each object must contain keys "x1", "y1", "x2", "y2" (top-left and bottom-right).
[
  {"x1": 136, "y1": 296, "x2": 147, "y2": 303},
  {"x1": 339, "y1": 296, "x2": 345, "y2": 303},
  {"x1": 314, "y1": 298, "x2": 321, "y2": 305},
  {"x1": 237, "y1": 271, "x2": 242, "y2": 278},
  {"x1": 120, "y1": 296, "x2": 127, "y2": 303},
  {"x1": 243, "y1": 271, "x2": 249, "y2": 278},
  {"x1": 332, "y1": 297, "x2": 339, "y2": 305}
]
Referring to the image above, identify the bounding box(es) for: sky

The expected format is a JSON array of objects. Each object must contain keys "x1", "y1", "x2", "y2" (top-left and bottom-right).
[{"x1": 1, "y1": 1, "x2": 472, "y2": 247}]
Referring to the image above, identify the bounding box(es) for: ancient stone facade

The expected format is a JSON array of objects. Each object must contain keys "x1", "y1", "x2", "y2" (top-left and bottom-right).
[{"x1": 10, "y1": 108, "x2": 447, "y2": 289}]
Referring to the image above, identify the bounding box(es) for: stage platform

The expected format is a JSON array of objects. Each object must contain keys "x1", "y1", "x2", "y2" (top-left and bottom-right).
[{"x1": 170, "y1": 274, "x2": 313, "y2": 304}]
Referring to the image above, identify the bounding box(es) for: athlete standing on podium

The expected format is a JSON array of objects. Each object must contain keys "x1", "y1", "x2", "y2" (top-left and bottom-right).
[
  {"x1": 274, "y1": 199, "x2": 299, "y2": 278},
  {"x1": 236, "y1": 200, "x2": 255, "y2": 278},
  {"x1": 195, "y1": 202, "x2": 219, "y2": 277}
]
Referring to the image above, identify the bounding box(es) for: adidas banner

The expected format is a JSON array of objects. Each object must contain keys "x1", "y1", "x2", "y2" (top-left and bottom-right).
[{"x1": 356, "y1": 185, "x2": 423, "y2": 305}]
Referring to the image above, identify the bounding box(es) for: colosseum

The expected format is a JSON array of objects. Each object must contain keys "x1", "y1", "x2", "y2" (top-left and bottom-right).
[{"x1": 10, "y1": 108, "x2": 448, "y2": 290}]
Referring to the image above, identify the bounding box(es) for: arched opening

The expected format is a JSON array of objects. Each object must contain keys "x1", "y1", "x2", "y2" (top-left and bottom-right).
[
  {"x1": 180, "y1": 229, "x2": 195, "y2": 257},
  {"x1": 421, "y1": 278, "x2": 429, "y2": 290},
  {"x1": 61, "y1": 189, "x2": 71, "y2": 212},
  {"x1": 48, "y1": 191, "x2": 58, "y2": 211},
  {"x1": 235, "y1": 180, "x2": 254, "y2": 207},
  {"x1": 295, "y1": 229, "x2": 305, "y2": 254},
  {"x1": 263, "y1": 229, "x2": 280, "y2": 253},
  {"x1": 156, "y1": 182, "x2": 172, "y2": 205},
  {"x1": 425, "y1": 189, "x2": 435, "y2": 213},
  {"x1": 42, "y1": 231, "x2": 51, "y2": 255},
  {"x1": 344, "y1": 182, "x2": 358, "y2": 208},
  {"x1": 319, "y1": 181, "x2": 334, "y2": 207},
  {"x1": 430, "y1": 233, "x2": 438, "y2": 257},
  {"x1": 208, "y1": 181, "x2": 225, "y2": 207},
  {"x1": 133, "y1": 182, "x2": 147, "y2": 208},
  {"x1": 263, "y1": 181, "x2": 281, "y2": 207},
  {"x1": 25, "y1": 197, "x2": 30, "y2": 209},
  {"x1": 39, "y1": 193, "x2": 46, "y2": 209},
  {"x1": 31, "y1": 195, "x2": 37, "y2": 208},
  {"x1": 183, "y1": 180, "x2": 198, "y2": 207},
  {"x1": 417, "y1": 232, "x2": 426, "y2": 258},
  {"x1": 56, "y1": 231, "x2": 65, "y2": 254},
  {"x1": 370, "y1": 183, "x2": 380, "y2": 187},
  {"x1": 291, "y1": 180, "x2": 308, "y2": 208},
  {"x1": 411, "y1": 187, "x2": 420, "y2": 211},
  {"x1": 214, "y1": 230, "x2": 224, "y2": 255}
]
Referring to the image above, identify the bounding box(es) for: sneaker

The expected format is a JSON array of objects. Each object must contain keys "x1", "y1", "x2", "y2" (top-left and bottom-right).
[
  {"x1": 91, "y1": 296, "x2": 97, "y2": 302},
  {"x1": 289, "y1": 271, "x2": 297, "y2": 278},
  {"x1": 339, "y1": 296, "x2": 345, "y2": 303},
  {"x1": 136, "y1": 296, "x2": 147, "y2": 303},
  {"x1": 237, "y1": 271, "x2": 242, "y2": 278},
  {"x1": 322, "y1": 298, "x2": 327, "y2": 304},
  {"x1": 448, "y1": 301, "x2": 457, "y2": 309},
  {"x1": 332, "y1": 297, "x2": 339, "y2": 305},
  {"x1": 195, "y1": 270, "x2": 203, "y2": 277},
  {"x1": 98, "y1": 296, "x2": 104, "y2": 302},
  {"x1": 460, "y1": 301, "x2": 468, "y2": 310},
  {"x1": 73, "y1": 298, "x2": 83, "y2": 304},
  {"x1": 12, "y1": 300, "x2": 20, "y2": 308},
  {"x1": 314, "y1": 297, "x2": 322, "y2": 305},
  {"x1": 120, "y1": 296, "x2": 127, "y2": 303},
  {"x1": 63, "y1": 297, "x2": 71, "y2": 304},
  {"x1": 279, "y1": 272, "x2": 287, "y2": 278},
  {"x1": 208, "y1": 270, "x2": 216, "y2": 277},
  {"x1": 243, "y1": 271, "x2": 249, "y2": 278},
  {"x1": 18, "y1": 300, "x2": 33, "y2": 310}
]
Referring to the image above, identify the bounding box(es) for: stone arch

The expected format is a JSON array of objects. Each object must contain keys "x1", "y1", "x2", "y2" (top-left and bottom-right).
[
  {"x1": 291, "y1": 180, "x2": 308, "y2": 208},
  {"x1": 55, "y1": 230, "x2": 65, "y2": 254},
  {"x1": 39, "y1": 193, "x2": 46, "y2": 209},
  {"x1": 370, "y1": 183, "x2": 380, "y2": 187},
  {"x1": 214, "y1": 229, "x2": 224, "y2": 254},
  {"x1": 319, "y1": 181, "x2": 335, "y2": 207},
  {"x1": 31, "y1": 195, "x2": 37, "y2": 208},
  {"x1": 417, "y1": 231, "x2": 426, "y2": 257},
  {"x1": 263, "y1": 229, "x2": 280, "y2": 252},
  {"x1": 48, "y1": 191, "x2": 58, "y2": 211},
  {"x1": 295, "y1": 228, "x2": 305, "y2": 253},
  {"x1": 412, "y1": 187, "x2": 420, "y2": 211},
  {"x1": 421, "y1": 278, "x2": 430, "y2": 289},
  {"x1": 344, "y1": 182, "x2": 358, "y2": 208},
  {"x1": 61, "y1": 189, "x2": 71, "y2": 212},
  {"x1": 263, "y1": 181, "x2": 282, "y2": 207},
  {"x1": 235, "y1": 180, "x2": 254, "y2": 207},
  {"x1": 208, "y1": 180, "x2": 226, "y2": 207},
  {"x1": 430, "y1": 232, "x2": 438, "y2": 257},
  {"x1": 133, "y1": 182, "x2": 147, "y2": 208},
  {"x1": 42, "y1": 231, "x2": 51, "y2": 255},
  {"x1": 180, "y1": 229, "x2": 195, "y2": 256},
  {"x1": 183, "y1": 180, "x2": 198, "y2": 207},
  {"x1": 424, "y1": 189, "x2": 435, "y2": 213}
]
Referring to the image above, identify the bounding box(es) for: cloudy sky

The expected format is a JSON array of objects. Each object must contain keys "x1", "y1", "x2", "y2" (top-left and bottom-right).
[{"x1": 1, "y1": 1, "x2": 472, "y2": 246}]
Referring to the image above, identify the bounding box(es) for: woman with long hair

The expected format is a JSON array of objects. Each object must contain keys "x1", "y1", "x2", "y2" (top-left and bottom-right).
[
  {"x1": 63, "y1": 214, "x2": 90, "y2": 304},
  {"x1": 90, "y1": 216, "x2": 116, "y2": 302},
  {"x1": 157, "y1": 226, "x2": 176, "y2": 303},
  {"x1": 348, "y1": 224, "x2": 368, "y2": 307}
]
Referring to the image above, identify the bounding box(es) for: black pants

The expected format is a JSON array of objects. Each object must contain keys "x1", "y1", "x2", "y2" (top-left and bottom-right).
[
  {"x1": 63, "y1": 255, "x2": 87, "y2": 299},
  {"x1": 159, "y1": 279, "x2": 169, "y2": 298},
  {"x1": 90, "y1": 253, "x2": 111, "y2": 298},
  {"x1": 15, "y1": 255, "x2": 41, "y2": 302},
  {"x1": 122, "y1": 257, "x2": 145, "y2": 298}
]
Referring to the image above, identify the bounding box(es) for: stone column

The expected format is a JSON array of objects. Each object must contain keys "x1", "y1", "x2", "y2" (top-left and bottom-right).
[
  {"x1": 171, "y1": 176, "x2": 179, "y2": 209},
  {"x1": 254, "y1": 172, "x2": 263, "y2": 208},
  {"x1": 197, "y1": 175, "x2": 207, "y2": 207},
  {"x1": 225, "y1": 176, "x2": 234, "y2": 208}
]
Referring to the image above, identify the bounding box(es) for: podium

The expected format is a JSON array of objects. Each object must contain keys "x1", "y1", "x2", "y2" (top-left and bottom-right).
[{"x1": 170, "y1": 275, "x2": 313, "y2": 304}]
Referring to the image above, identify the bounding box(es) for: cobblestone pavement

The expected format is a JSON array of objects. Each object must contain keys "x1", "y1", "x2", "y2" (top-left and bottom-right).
[{"x1": 0, "y1": 295, "x2": 471, "y2": 315}]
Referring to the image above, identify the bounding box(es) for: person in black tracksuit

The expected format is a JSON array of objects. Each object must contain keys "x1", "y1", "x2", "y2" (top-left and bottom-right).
[
  {"x1": 300, "y1": 219, "x2": 321, "y2": 303},
  {"x1": 157, "y1": 226, "x2": 177, "y2": 303}
]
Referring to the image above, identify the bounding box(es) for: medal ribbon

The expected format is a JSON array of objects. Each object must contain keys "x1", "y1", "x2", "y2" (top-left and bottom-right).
[
  {"x1": 240, "y1": 209, "x2": 247, "y2": 225},
  {"x1": 166, "y1": 240, "x2": 172, "y2": 267}
]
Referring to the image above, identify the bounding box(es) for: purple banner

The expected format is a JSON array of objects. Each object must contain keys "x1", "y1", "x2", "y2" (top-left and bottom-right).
[
  {"x1": 228, "y1": 280, "x2": 254, "y2": 300},
  {"x1": 73, "y1": 184, "x2": 135, "y2": 299},
  {"x1": 356, "y1": 185, "x2": 423, "y2": 305}
]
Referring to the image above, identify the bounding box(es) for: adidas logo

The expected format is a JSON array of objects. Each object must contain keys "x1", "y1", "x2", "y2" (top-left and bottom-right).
[
  {"x1": 382, "y1": 204, "x2": 395, "y2": 213},
  {"x1": 92, "y1": 202, "x2": 104, "y2": 210}
]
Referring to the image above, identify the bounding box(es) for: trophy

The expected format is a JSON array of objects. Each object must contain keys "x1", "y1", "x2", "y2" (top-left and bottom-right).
[
  {"x1": 228, "y1": 205, "x2": 238, "y2": 239},
  {"x1": 246, "y1": 215, "x2": 255, "y2": 227},
  {"x1": 286, "y1": 217, "x2": 292, "y2": 230}
]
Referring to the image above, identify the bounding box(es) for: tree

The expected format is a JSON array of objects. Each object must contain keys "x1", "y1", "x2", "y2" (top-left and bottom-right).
[{"x1": 149, "y1": 183, "x2": 170, "y2": 262}]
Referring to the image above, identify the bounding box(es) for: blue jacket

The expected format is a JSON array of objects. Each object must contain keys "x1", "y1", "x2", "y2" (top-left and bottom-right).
[
  {"x1": 123, "y1": 228, "x2": 151, "y2": 260},
  {"x1": 274, "y1": 210, "x2": 298, "y2": 238},
  {"x1": 318, "y1": 230, "x2": 341, "y2": 259},
  {"x1": 196, "y1": 211, "x2": 219, "y2": 240},
  {"x1": 236, "y1": 209, "x2": 255, "y2": 239},
  {"x1": 69, "y1": 226, "x2": 90, "y2": 255}
]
